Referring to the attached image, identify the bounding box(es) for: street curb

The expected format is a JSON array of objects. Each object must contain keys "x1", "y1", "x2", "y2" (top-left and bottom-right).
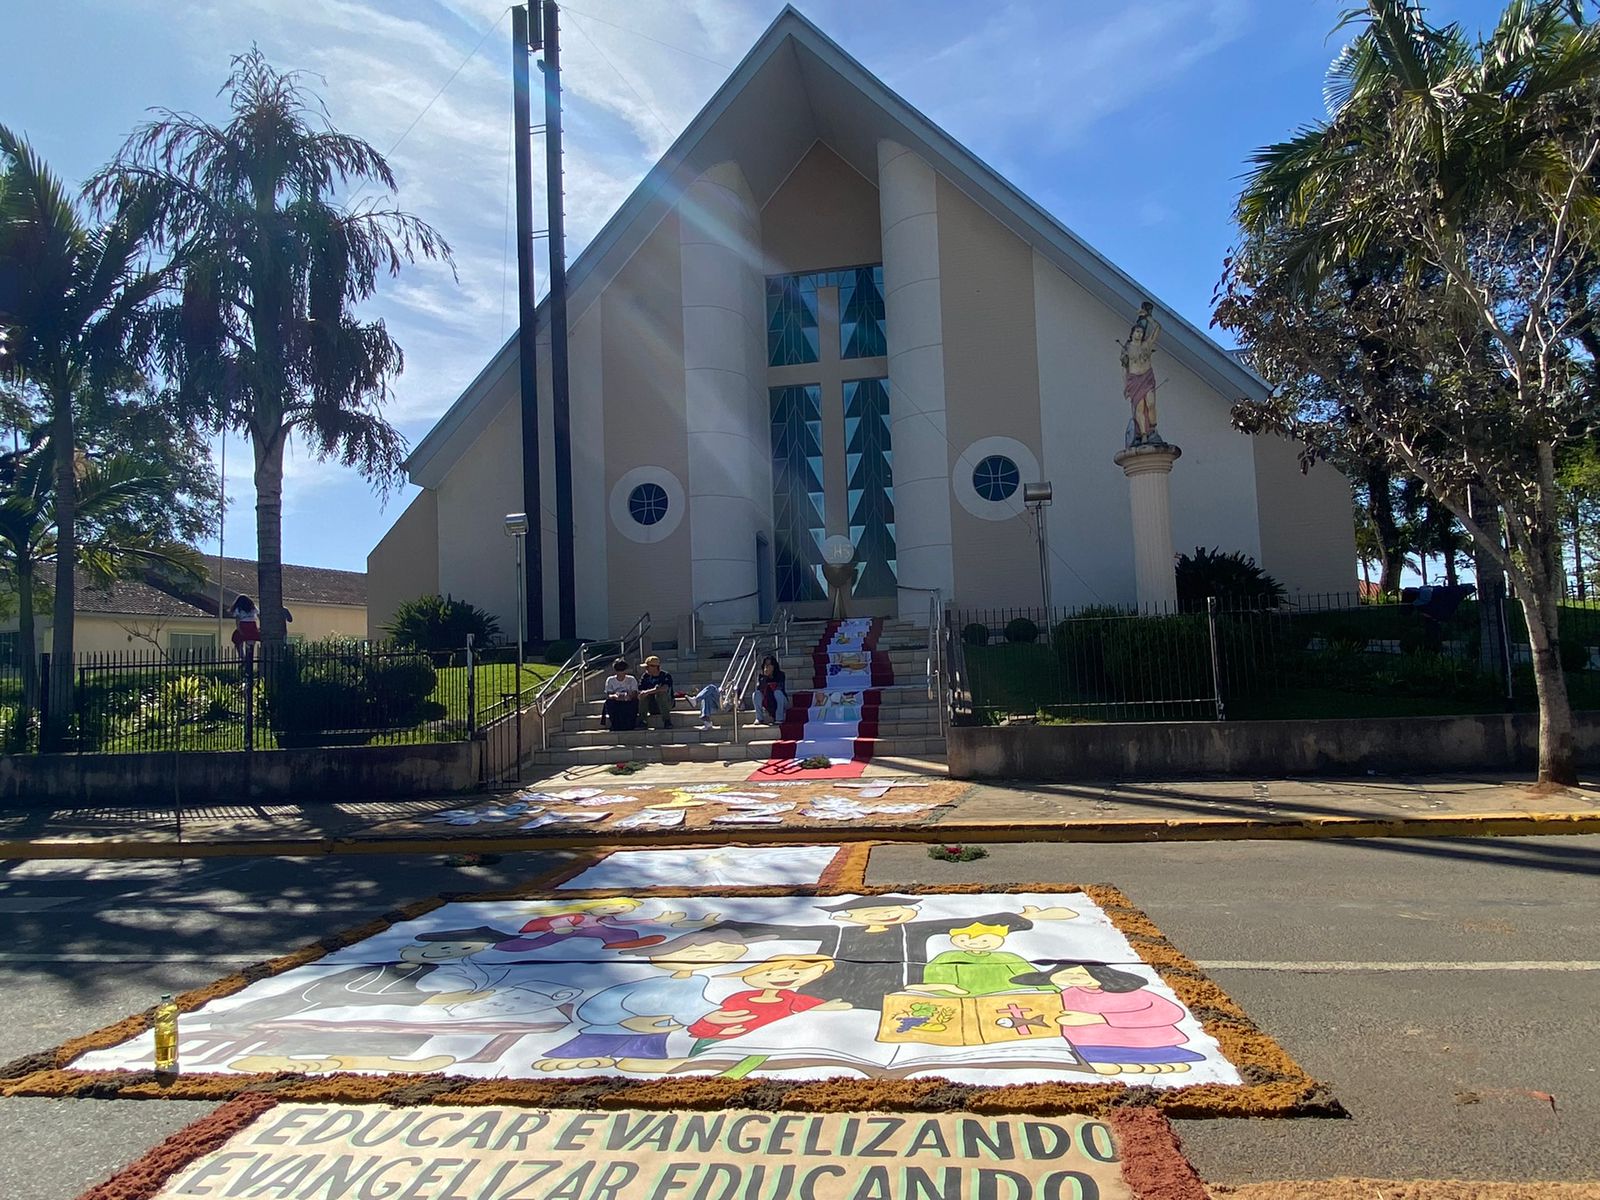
[{"x1": 1, "y1": 810, "x2": 1596, "y2": 860}]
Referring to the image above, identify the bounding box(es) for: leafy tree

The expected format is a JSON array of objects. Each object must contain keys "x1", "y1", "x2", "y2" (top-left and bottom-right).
[
  {"x1": 385, "y1": 593, "x2": 500, "y2": 652},
  {"x1": 1217, "y1": 0, "x2": 1600, "y2": 783},
  {"x1": 1557, "y1": 438, "x2": 1600, "y2": 597},
  {"x1": 1175, "y1": 547, "x2": 1287, "y2": 611},
  {"x1": 0, "y1": 124, "x2": 168, "y2": 742},
  {"x1": 0, "y1": 427, "x2": 203, "y2": 715},
  {"x1": 91, "y1": 49, "x2": 452, "y2": 647}
]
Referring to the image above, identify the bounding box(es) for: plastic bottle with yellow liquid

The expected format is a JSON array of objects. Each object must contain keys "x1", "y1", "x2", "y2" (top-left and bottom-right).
[{"x1": 153, "y1": 994, "x2": 179, "y2": 1072}]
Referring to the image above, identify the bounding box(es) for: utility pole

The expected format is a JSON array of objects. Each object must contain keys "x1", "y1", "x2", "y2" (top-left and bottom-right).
[
  {"x1": 511, "y1": 3, "x2": 544, "y2": 643},
  {"x1": 541, "y1": 0, "x2": 576, "y2": 640}
]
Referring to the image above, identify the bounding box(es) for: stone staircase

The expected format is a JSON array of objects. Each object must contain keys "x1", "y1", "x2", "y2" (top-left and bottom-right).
[{"x1": 523, "y1": 617, "x2": 946, "y2": 767}]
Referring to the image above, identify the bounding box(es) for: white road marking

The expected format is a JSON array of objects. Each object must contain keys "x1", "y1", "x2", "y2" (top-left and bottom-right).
[{"x1": 1199, "y1": 960, "x2": 1600, "y2": 972}]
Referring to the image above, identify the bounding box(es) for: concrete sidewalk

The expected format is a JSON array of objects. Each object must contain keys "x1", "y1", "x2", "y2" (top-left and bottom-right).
[{"x1": 1, "y1": 769, "x2": 1598, "y2": 858}]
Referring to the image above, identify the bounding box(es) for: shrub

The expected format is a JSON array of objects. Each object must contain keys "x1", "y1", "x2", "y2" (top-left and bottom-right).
[
  {"x1": 962, "y1": 622, "x2": 990, "y2": 647},
  {"x1": 1099, "y1": 615, "x2": 1212, "y2": 701},
  {"x1": 1176, "y1": 547, "x2": 1286, "y2": 612},
  {"x1": 386, "y1": 594, "x2": 500, "y2": 652},
  {"x1": 1050, "y1": 607, "x2": 1125, "y2": 693},
  {"x1": 1004, "y1": 617, "x2": 1039, "y2": 644},
  {"x1": 265, "y1": 644, "x2": 441, "y2": 745}
]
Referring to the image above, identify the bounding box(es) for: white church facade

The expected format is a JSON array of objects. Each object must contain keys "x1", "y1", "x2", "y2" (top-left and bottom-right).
[{"x1": 367, "y1": 7, "x2": 1355, "y2": 643}]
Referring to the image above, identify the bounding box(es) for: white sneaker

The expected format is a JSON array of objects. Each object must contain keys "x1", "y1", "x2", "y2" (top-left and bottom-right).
[{"x1": 697, "y1": 721, "x2": 714, "y2": 731}]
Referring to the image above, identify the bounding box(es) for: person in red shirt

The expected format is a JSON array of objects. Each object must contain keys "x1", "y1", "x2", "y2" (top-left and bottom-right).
[
  {"x1": 496, "y1": 898, "x2": 669, "y2": 952},
  {"x1": 687, "y1": 954, "x2": 849, "y2": 1053}
]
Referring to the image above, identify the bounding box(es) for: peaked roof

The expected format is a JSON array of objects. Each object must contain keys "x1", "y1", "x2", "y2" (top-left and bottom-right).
[
  {"x1": 408, "y1": 5, "x2": 1267, "y2": 487},
  {"x1": 76, "y1": 557, "x2": 366, "y2": 619}
]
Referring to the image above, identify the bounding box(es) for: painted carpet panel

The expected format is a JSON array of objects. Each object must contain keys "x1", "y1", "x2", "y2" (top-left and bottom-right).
[{"x1": 74, "y1": 891, "x2": 1239, "y2": 1087}]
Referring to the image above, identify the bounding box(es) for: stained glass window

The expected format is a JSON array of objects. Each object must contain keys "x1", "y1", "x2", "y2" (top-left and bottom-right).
[
  {"x1": 627, "y1": 482, "x2": 669, "y2": 526},
  {"x1": 972, "y1": 455, "x2": 1021, "y2": 502},
  {"x1": 838, "y1": 265, "x2": 886, "y2": 358},
  {"x1": 766, "y1": 275, "x2": 819, "y2": 366},
  {"x1": 844, "y1": 378, "x2": 896, "y2": 597},
  {"x1": 770, "y1": 384, "x2": 826, "y2": 603},
  {"x1": 766, "y1": 264, "x2": 885, "y2": 366}
]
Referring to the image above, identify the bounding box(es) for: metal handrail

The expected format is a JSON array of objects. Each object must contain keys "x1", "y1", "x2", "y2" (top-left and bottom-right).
[
  {"x1": 480, "y1": 611, "x2": 654, "y2": 754},
  {"x1": 925, "y1": 590, "x2": 944, "y2": 734},
  {"x1": 614, "y1": 611, "x2": 652, "y2": 664},
  {"x1": 690, "y1": 590, "x2": 760, "y2": 655},
  {"x1": 729, "y1": 634, "x2": 768, "y2": 741},
  {"x1": 941, "y1": 606, "x2": 972, "y2": 726},
  {"x1": 718, "y1": 635, "x2": 755, "y2": 706}
]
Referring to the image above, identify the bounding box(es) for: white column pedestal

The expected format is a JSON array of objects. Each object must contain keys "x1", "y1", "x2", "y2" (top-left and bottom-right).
[{"x1": 1113, "y1": 443, "x2": 1183, "y2": 611}]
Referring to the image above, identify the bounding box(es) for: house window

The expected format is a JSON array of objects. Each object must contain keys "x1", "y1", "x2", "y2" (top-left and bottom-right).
[
  {"x1": 972, "y1": 454, "x2": 1021, "y2": 502},
  {"x1": 168, "y1": 632, "x2": 218, "y2": 658}
]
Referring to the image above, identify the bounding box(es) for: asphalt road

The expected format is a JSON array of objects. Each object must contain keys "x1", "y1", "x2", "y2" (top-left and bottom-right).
[
  {"x1": 2, "y1": 835, "x2": 1598, "y2": 1195},
  {"x1": 866, "y1": 834, "x2": 1600, "y2": 1185},
  {"x1": 0, "y1": 850, "x2": 571, "y2": 1200}
]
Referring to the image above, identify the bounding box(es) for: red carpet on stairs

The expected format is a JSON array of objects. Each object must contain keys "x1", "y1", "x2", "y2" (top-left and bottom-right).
[{"x1": 750, "y1": 617, "x2": 891, "y2": 780}]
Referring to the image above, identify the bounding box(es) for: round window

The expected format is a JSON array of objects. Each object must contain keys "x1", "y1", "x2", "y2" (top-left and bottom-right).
[
  {"x1": 627, "y1": 482, "x2": 669, "y2": 526},
  {"x1": 971, "y1": 454, "x2": 1021, "y2": 503}
]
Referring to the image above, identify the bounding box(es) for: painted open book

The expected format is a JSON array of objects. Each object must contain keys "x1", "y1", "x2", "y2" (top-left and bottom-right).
[{"x1": 672, "y1": 992, "x2": 1095, "y2": 1081}]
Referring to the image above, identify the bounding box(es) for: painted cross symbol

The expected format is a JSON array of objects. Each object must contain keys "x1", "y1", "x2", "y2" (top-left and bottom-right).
[{"x1": 993, "y1": 1003, "x2": 1045, "y2": 1034}]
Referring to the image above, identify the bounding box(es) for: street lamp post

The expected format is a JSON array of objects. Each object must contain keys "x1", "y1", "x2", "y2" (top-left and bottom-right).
[
  {"x1": 505, "y1": 511, "x2": 531, "y2": 679},
  {"x1": 505, "y1": 512, "x2": 530, "y2": 781},
  {"x1": 1024, "y1": 482, "x2": 1053, "y2": 617}
]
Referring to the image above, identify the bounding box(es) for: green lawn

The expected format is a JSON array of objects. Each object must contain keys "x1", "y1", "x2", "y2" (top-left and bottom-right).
[{"x1": 432, "y1": 661, "x2": 560, "y2": 724}]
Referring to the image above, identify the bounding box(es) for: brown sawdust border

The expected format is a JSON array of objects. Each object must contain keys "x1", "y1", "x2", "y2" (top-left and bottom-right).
[
  {"x1": 1107, "y1": 1108, "x2": 1211, "y2": 1200},
  {"x1": 2, "y1": 864, "x2": 1341, "y2": 1120},
  {"x1": 73, "y1": 1092, "x2": 277, "y2": 1200}
]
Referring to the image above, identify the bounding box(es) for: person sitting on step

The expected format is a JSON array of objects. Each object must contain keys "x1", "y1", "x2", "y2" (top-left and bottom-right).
[
  {"x1": 603, "y1": 658, "x2": 640, "y2": 732},
  {"x1": 748, "y1": 655, "x2": 788, "y2": 726},
  {"x1": 637, "y1": 654, "x2": 675, "y2": 729},
  {"x1": 689, "y1": 681, "x2": 721, "y2": 731}
]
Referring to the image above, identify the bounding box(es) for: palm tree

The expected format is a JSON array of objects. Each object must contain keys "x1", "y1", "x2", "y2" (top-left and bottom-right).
[
  {"x1": 0, "y1": 430, "x2": 202, "y2": 726},
  {"x1": 1226, "y1": 0, "x2": 1600, "y2": 783},
  {"x1": 0, "y1": 125, "x2": 168, "y2": 743},
  {"x1": 91, "y1": 49, "x2": 452, "y2": 646}
]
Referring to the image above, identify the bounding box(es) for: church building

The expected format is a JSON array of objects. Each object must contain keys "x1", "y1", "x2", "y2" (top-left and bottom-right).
[{"x1": 367, "y1": 6, "x2": 1355, "y2": 643}]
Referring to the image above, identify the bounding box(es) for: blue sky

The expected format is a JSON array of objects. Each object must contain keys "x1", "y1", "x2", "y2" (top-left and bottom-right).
[{"x1": 1, "y1": 0, "x2": 1511, "y2": 573}]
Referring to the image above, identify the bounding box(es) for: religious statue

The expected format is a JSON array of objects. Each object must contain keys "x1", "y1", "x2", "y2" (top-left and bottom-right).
[{"x1": 1120, "y1": 301, "x2": 1164, "y2": 448}]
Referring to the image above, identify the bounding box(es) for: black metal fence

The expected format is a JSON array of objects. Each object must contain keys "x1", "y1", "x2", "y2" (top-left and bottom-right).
[
  {"x1": 0, "y1": 640, "x2": 517, "y2": 755},
  {"x1": 955, "y1": 591, "x2": 1600, "y2": 724}
]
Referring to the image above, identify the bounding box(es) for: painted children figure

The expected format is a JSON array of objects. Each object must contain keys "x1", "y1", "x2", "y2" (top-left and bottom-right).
[
  {"x1": 686, "y1": 955, "x2": 851, "y2": 1054},
  {"x1": 909, "y1": 918, "x2": 1044, "y2": 997},
  {"x1": 535, "y1": 932, "x2": 772, "y2": 1073},
  {"x1": 707, "y1": 896, "x2": 1076, "y2": 1010},
  {"x1": 223, "y1": 925, "x2": 574, "y2": 1075},
  {"x1": 1008, "y1": 960, "x2": 1205, "y2": 1076},
  {"x1": 496, "y1": 898, "x2": 696, "y2": 952}
]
